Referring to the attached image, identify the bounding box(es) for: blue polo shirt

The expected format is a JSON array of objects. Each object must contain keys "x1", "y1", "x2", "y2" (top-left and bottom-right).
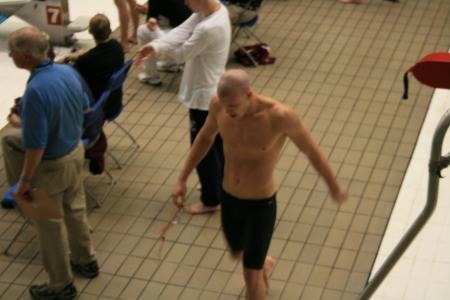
[{"x1": 20, "y1": 59, "x2": 89, "y2": 158}]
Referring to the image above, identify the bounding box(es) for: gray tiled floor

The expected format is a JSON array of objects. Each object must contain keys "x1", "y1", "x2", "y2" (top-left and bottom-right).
[{"x1": 1, "y1": 0, "x2": 450, "y2": 299}]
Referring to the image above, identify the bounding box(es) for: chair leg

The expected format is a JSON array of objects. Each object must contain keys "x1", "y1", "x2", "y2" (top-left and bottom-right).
[
  {"x1": 85, "y1": 167, "x2": 116, "y2": 206},
  {"x1": 111, "y1": 120, "x2": 140, "y2": 165},
  {"x1": 232, "y1": 39, "x2": 259, "y2": 67},
  {"x1": 233, "y1": 26, "x2": 242, "y2": 38},
  {"x1": 106, "y1": 149, "x2": 123, "y2": 169},
  {"x1": 98, "y1": 168, "x2": 116, "y2": 204},
  {"x1": 242, "y1": 27, "x2": 263, "y2": 44},
  {"x1": 4, "y1": 219, "x2": 32, "y2": 255},
  {"x1": 86, "y1": 189, "x2": 101, "y2": 208}
]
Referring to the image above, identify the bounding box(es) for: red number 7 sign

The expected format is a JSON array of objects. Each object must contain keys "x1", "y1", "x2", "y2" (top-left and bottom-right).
[{"x1": 46, "y1": 6, "x2": 62, "y2": 25}]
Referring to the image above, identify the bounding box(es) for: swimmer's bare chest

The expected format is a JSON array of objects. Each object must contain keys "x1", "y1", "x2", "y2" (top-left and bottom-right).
[{"x1": 218, "y1": 114, "x2": 286, "y2": 198}]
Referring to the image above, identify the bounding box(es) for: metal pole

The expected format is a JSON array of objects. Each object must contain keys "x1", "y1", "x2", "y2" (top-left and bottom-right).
[{"x1": 357, "y1": 108, "x2": 450, "y2": 300}]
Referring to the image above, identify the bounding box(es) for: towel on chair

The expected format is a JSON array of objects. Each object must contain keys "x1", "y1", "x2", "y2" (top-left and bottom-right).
[{"x1": 85, "y1": 131, "x2": 107, "y2": 175}]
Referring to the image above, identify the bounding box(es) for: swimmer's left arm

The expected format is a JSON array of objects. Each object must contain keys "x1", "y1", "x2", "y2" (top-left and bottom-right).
[
  {"x1": 172, "y1": 100, "x2": 220, "y2": 207},
  {"x1": 279, "y1": 106, "x2": 349, "y2": 204}
]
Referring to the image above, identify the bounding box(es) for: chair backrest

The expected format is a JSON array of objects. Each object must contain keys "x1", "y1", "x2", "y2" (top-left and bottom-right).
[
  {"x1": 83, "y1": 59, "x2": 133, "y2": 127},
  {"x1": 83, "y1": 90, "x2": 109, "y2": 128},
  {"x1": 105, "y1": 59, "x2": 133, "y2": 94},
  {"x1": 103, "y1": 59, "x2": 133, "y2": 122}
]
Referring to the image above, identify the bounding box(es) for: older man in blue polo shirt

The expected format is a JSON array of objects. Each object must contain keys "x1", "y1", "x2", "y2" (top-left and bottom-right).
[{"x1": 3, "y1": 27, "x2": 98, "y2": 300}]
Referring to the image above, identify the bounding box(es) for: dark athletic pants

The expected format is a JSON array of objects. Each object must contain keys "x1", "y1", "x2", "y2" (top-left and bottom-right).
[{"x1": 189, "y1": 109, "x2": 224, "y2": 207}]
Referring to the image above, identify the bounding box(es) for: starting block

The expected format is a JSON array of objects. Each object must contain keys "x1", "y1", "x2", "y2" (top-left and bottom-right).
[{"x1": 0, "y1": 0, "x2": 90, "y2": 45}]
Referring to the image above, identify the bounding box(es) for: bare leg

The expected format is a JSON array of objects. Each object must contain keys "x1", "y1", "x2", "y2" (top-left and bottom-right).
[
  {"x1": 114, "y1": 0, "x2": 130, "y2": 52},
  {"x1": 243, "y1": 256, "x2": 275, "y2": 300},
  {"x1": 126, "y1": 0, "x2": 139, "y2": 44},
  {"x1": 243, "y1": 268, "x2": 266, "y2": 300},
  {"x1": 262, "y1": 256, "x2": 274, "y2": 290},
  {"x1": 229, "y1": 251, "x2": 274, "y2": 299},
  {"x1": 231, "y1": 251, "x2": 243, "y2": 261},
  {"x1": 184, "y1": 202, "x2": 220, "y2": 214}
]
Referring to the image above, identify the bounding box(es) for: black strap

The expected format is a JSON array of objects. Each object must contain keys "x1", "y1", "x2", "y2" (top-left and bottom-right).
[{"x1": 402, "y1": 72, "x2": 409, "y2": 100}]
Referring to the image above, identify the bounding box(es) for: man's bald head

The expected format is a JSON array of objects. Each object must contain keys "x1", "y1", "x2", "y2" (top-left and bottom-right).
[
  {"x1": 9, "y1": 27, "x2": 48, "y2": 59},
  {"x1": 217, "y1": 69, "x2": 251, "y2": 100}
]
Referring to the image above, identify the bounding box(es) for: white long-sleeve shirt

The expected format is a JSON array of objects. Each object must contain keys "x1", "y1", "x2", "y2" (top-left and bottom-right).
[{"x1": 150, "y1": 4, "x2": 231, "y2": 110}]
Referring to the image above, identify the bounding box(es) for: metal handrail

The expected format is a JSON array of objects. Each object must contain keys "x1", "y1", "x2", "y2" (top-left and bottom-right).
[{"x1": 357, "y1": 108, "x2": 450, "y2": 300}]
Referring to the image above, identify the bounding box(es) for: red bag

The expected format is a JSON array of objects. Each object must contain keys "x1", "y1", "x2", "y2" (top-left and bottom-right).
[
  {"x1": 234, "y1": 43, "x2": 276, "y2": 66},
  {"x1": 403, "y1": 52, "x2": 450, "y2": 99}
]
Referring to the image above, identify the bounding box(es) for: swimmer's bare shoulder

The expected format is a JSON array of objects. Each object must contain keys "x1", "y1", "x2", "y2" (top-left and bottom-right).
[
  {"x1": 265, "y1": 97, "x2": 303, "y2": 134},
  {"x1": 209, "y1": 94, "x2": 222, "y2": 116}
]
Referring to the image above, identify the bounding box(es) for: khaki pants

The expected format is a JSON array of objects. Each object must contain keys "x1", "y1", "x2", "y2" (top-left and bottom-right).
[
  {"x1": 227, "y1": 4, "x2": 258, "y2": 25},
  {"x1": 2, "y1": 131, "x2": 95, "y2": 291}
]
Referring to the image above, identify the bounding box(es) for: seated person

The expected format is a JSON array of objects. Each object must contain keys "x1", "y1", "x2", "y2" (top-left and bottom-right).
[
  {"x1": 1, "y1": 46, "x2": 105, "y2": 209},
  {"x1": 135, "y1": 0, "x2": 192, "y2": 86},
  {"x1": 226, "y1": 0, "x2": 263, "y2": 24},
  {"x1": 59, "y1": 14, "x2": 124, "y2": 118}
]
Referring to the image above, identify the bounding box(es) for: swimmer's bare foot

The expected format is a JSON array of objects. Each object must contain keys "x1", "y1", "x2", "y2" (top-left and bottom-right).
[
  {"x1": 263, "y1": 256, "x2": 275, "y2": 291},
  {"x1": 184, "y1": 202, "x2": 220, "y2": 214},
  {"x1": 339, "y1": 0, "x2": 361, "y2": 3}
]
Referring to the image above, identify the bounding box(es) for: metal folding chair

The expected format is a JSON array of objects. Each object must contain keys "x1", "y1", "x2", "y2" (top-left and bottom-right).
[
  {"x1": 228, "y1": 0, "x2": 264, "y2": 67},
  {"x1": 102, "y1": 59, "x2": 139, "y2": 169}
]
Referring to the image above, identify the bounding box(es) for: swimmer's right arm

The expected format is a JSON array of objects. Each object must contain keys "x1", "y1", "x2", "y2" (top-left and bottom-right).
[{"x1": 172, "y1": 97, "x2": 221, "y2": 207}]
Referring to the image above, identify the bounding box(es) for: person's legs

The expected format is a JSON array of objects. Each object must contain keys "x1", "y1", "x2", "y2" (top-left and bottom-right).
[
  {"x1": 63, "y1": 147, "x2": 99, "y2": 278},
  {"x1": 242, "y1": 257, "x2": 275, "y2": 300},
  {"x1": 1, "y1": 130, "x2": 25, "y2": 186},
  {"x1": 227, "y1": 4, "x2": 257, "y2": 24},
  {"x1": 29, "y1": 151, "x2": 78, "y2": 299},
  {"x1": 32, "y1": 143, "x2": 95, "y2": 292},
  {"x1": 186, "y1": 109, "x2": 224, "y2": 214},
  {"x1": 137, "y1": 24, "x2": 160, "y2": 80},
  {"x1": 114, "y1": 0, "x2": 131, "y2": 52},
  {"x1": 126, "y1": 0, "x2": 139, "y2": 43},
  {"x1": 220, "y1": 189, "x2": 245, "y2": 250},
  {"x1": 221, "y1": 190, "x2": 276, "y2": 299},
  {"x1": 32, "y1": 172, "x2": 72, "y2": 292},
  {"x1": 34, "y1": 218, "x2": 73, "y2": 291},
  {"x1": 243, "y1": 268, "x2": 267, "y2": 300},
  {"x1": 63, "y1": 146, "x2": 96, "y2": 269},
  {"x1": 241, "y1": 195, "x2": 277, "y2": 299},
  {"x1": 2, "y1": 130, "x2": 25, "y2": 209}
]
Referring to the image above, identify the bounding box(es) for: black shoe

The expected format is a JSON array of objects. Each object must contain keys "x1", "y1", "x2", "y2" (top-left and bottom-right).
[
  {"x1": 1, "y1": 198, "x2": 14, "y2": 209},
  {"x1": 70, "y1": 259, "x2": 99, "y2": 278},
  {"x1": 29, "y1": 282, "x2": 77, "y2": 300}
]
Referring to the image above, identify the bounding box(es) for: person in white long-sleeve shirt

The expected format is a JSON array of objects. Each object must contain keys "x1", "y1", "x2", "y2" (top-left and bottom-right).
[{"x1": 135, "y1": 0, "x2": 231, "y2": 214}]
